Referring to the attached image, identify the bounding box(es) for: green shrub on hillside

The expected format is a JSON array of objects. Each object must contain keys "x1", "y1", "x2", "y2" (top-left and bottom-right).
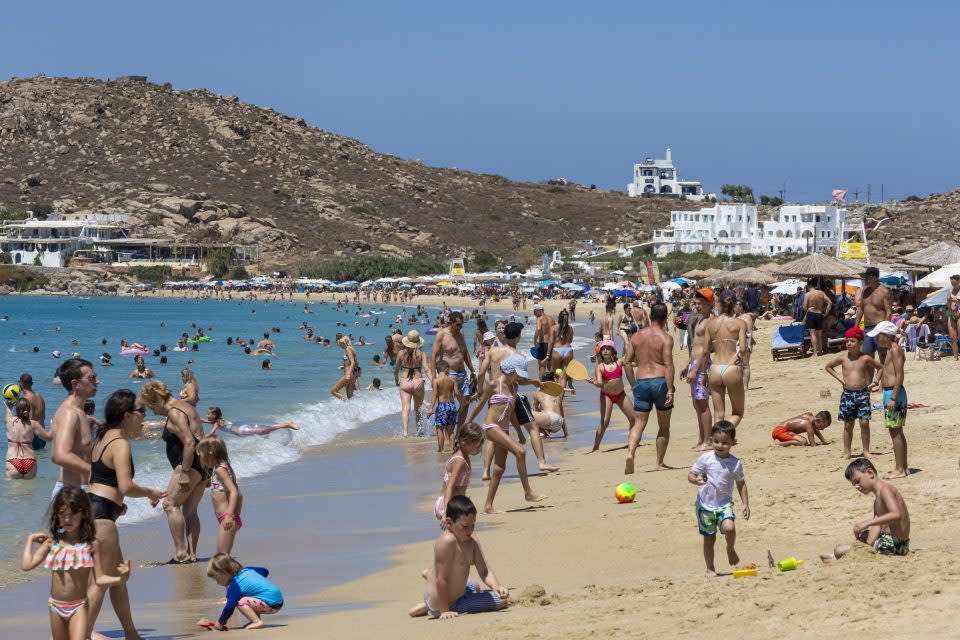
[
  {"x1": 130, "y1": 265, "x2": 173, "y2": 282},
  {"x1": 0, "y1": 265, "x2": 50, "y2": 291},
  {"x1": 297, "y1": 255, "x2": 447, "y2": 281}
]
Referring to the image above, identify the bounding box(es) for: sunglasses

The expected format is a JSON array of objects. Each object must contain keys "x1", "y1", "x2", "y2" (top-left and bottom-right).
[{"x1": 131, "y1": 406, "x2": 147, "y2": 415}]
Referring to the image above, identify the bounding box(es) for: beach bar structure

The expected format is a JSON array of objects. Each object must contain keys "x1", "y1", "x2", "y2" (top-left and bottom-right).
[
  {"x1": 0, "y1": 216, "x2": 124, "y2": 267},
  {"x1": 75, "y1": 238, "x2": 260, "y2": 268}
]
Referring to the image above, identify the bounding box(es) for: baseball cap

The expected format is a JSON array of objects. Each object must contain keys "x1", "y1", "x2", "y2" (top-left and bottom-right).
[
  {"x1": 695, "y1": 288, "x2": 715, "y2": 305},
  {"x1": 862, "y1": 266, "x2": 880, "y2": 279},
  {"x1": 482, "y1": 331, "x2": 496, "y2": 342},
  {"x1": 532, "y1": 303, "x2": 544, "y2": 311},
  {"x1": 503, "y1": 322, "x2": 524, "y2": 339},
  {"x1": 866, "y1": 321, "x2": 898, "y2": 337},
  {"x1": 499, "y1": 353, "x2": 529, "y2": 378},
  {"x1": 845, "y1": 327, "x2": 864, "y2": 340}
]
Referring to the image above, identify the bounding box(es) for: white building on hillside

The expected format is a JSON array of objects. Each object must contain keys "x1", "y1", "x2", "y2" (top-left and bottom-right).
[
  {"x1": 0, "y1": 214, "x2": 126, "y2": 267},
  {"x1": 756, "y1": 205, "x2": 847, "y2": 255},
  {"x1": 651, "y1": 203, "x2": 848, "y2": 258},
  {"x1": 627, "y1": 147, "x2": 707, "y2": 200}
]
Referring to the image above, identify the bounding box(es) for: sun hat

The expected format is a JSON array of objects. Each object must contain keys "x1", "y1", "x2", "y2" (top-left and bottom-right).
[
  {"x1": 597, "y1": 339, "x2": 617, "y2": 352},
  {"x1": 866, "y1": 321, "x2": 898, "y2": 337},
  {"x1": 51, "y1": 350, "x2": 61, "y2": 359},
  {"x1": 499, "y1": 353, "x2": 529, "y2": 378},
  {"x1": 532, "y1": 303, "x2": 544, "y2": 311},
  {"x1": 401, "y1": 330, "x2": 425, "y2": 348},
  {"x1": 482, "y1": 331, "x2": 496, "y2": 342},
  {"x1": 845, "y1": 327, "x2": 864, "y2": 340}
]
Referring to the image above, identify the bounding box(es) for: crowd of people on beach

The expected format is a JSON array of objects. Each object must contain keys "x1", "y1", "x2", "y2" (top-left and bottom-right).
[{"x1": 5, "y1": 266, "x2": 930, "y2": 633}]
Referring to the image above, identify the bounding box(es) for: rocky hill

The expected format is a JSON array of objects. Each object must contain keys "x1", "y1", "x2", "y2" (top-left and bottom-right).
[
  {"x1": 0, "y1": 75, "x2": 698, "y2": 268},
  {"x1": 849, "y1": 189, "x2": 960, "y2": 260}
]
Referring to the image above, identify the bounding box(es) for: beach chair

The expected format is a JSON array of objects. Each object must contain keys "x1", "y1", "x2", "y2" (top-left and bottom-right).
[{"x1": 771, "y1": 323, "x2": 809, "y2": 361}]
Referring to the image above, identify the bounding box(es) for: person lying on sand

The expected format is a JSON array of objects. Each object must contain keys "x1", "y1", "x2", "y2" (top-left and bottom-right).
[
  {"x1": 771, "y1": 411, "x2": 832, "y2": 447},
  {"x1": 408, "y1": 496, "x2": 509, "y2": 620},
  {"x1": 820, "y1": 457, "x2": 910, "y2": 563}
]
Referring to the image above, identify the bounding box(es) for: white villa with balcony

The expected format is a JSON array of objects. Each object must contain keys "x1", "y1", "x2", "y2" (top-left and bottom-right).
[
  {"x1": 0, "y1": 214, "x2": 127, "y2": 267},
  {"x1": 627, "y1": 147, "x2": 707, "y2": 200},
  {"x1": 652, "y1": 203, "x2": 847, "y2": 257}
]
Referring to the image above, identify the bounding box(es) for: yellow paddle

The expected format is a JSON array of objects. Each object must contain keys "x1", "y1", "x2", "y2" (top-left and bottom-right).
[
  {"x1": 564, "y1": 360, "x2": 590, "y2": 381},
  {"x1": 540, "y1": 381, "x2": 566, "y2": 397}
]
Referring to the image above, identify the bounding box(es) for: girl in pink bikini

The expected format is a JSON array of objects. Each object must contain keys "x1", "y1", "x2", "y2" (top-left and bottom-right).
[
  {"x1": 394, "y1": 330, "x2": 432, "y2": 437},
  {"x1": 21, "y1": 486, "x2": 130, "y2": 640},
  {"x1": 434, "y1": 423, "x2": 483, "y2": 524},
  {"x1": 589, "y1": 340, "x2": 636, "y2": 452},
  {"x1": 197, "y1": 436, "x2": 243, "y2": 555}
]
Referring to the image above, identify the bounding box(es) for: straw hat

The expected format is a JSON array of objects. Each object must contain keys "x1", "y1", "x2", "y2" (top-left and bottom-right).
[{"x1": 402, "y1": 330, "x2": 425, "y2": 348}]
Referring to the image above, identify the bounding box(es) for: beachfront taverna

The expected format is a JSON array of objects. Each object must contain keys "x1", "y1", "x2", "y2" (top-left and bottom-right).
[
  {"x1": 626, "y1": 148, "x2": 707, "y2": 200},
  {"x1": 652, "y1": 203, "x2": 848, "y2": 257}
]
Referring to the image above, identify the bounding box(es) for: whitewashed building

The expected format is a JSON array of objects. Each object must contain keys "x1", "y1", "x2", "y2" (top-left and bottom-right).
[
  {"x1": 0, "y1": 214, "x2": 126, "y2": 267},
  {"x1": 627, "y1": 148, "x2": 707, "y2": 199},
  {"x1": 651, "y1": 203, "x2": 848, "y2": 257}
]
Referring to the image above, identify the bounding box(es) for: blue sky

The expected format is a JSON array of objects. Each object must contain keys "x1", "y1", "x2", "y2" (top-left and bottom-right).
[{"x1": 2, "y1": 1, "x2": 957, "y2": 202}]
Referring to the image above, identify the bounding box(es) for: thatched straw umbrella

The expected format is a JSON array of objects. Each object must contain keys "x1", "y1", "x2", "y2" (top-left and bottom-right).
[
  {"x1": 901, "y1": 242, "x2": 960, "y2": 269},
  {"x1": 772, "y1": 253, "x2": 863, "y2": 279},
  {"x1": 682, "y1": 269, "x2": 709, "y2": 279},
  {"x1": 701, "y1": 268, "x2": 722, "y2": 276},
  {"x1": 702, "y1": 267, "x2": 777, "y2": 287},
  {"x1": 757, "y1": 262, "x2": 782, "y2": 273}
]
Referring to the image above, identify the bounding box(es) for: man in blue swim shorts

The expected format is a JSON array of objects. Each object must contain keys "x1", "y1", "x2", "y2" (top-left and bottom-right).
[
  {"x1": 624, "y1": 303, "x2": 675, "y2": 474},
  {"x1": 854, "y1": 267, "x2": 892, "y2": 356},
  {"x1": 868, "y1": 321, "x2": 910, "y2": 478}
]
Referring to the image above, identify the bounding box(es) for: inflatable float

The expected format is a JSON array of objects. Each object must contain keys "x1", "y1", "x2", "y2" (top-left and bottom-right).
[
  {"x1": 186, "y1": 337, "x2": 212, "y2": 344},
  {"x1": 120, "y1": 347, "x2": 150, "y2": 356}
]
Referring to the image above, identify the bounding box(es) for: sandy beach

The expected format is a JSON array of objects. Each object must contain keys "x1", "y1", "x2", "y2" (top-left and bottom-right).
[{"x1": 246, "y1": 314, "x2": 958, "y2": 640}]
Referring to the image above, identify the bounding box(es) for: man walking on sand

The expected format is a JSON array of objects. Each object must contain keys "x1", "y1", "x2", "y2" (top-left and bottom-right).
[
  {"x1": 430, "y1": 311, "x2": 475, "y2": 428},
  {"x1": 624, "y1": 302, "x2": 675, "y2": 473},
  {"x1": 803, "y1": 280, "x2": 832, "y2": 356},
  {"x1": 855, "y1": 267, "x2": 892, "y2": 360},
  {"x1": 868, "y1": 322, "x2": 910, "y2": 478},
  {"x1": 532, "y1": 304, "x2": 555, "y2": 379}
]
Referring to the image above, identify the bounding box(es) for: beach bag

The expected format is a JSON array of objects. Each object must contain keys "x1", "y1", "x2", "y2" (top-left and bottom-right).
[{"x1": 916, "y1": 342, "x2": 940, "y2": 361}]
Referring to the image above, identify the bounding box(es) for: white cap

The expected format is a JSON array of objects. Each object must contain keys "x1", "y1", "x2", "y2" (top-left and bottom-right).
[
  {"x1": 482, "y1": 331, "x2": 496, "y2": 342},
  {"x1": 499, "y1": 353, "x2": 530, "y2": 378},
  {"x1": 866, "y1": 320, "x2": 898, "y2": 337},
  {"x1": 532, "y1": 303, "x2": 544, "y2": 311}
]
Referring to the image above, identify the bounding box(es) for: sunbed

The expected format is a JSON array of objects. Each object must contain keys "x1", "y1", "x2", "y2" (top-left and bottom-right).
[{"x1": 771, "y1": 323, "x2": 809, "y2": 361}]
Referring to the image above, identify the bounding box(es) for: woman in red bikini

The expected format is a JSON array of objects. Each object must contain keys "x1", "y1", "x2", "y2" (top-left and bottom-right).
[
  {"x1": 6, "y1": 397, "x2": 50, "y2": 479},
  {"x1": 588, "y1": 340, "x2": 636, "y2": 452}
]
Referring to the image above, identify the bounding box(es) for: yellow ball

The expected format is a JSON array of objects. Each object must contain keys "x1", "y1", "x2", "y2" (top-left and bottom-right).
[
  {"x1": 3, "y1": 383, "x2": 21, "y2": 407},
  {"x1": 555, "y1": 368, "x2": 563, "y2": 377},
  {"x1": 614, "y1": 482, "x2": 636, "y2": 503}
]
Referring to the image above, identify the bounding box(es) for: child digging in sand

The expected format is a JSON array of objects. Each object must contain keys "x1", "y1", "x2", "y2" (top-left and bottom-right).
[
  {"x1": 206, "y1": 553, "x2": 284, "y2": 630},
  {"x1": 820, "y1": 457, "x2": 910, "y2": 562},
  {"x1": 409, "y1": 495, "x2": 509, "y2": 619},
  {"x1": 688, "y1": 421, "x2": 750, "y2": 577},
  {"x1": 825, "y1": 327, "x2": 881, "y2": 459},
  {"x1": 771, "y1": 410, "x2": 832, "y2": 446}
]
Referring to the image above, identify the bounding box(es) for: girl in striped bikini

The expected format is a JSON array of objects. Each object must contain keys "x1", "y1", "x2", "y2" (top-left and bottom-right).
[{"x1": 21, "y1": 487, "x2": 130, "y2": 640}]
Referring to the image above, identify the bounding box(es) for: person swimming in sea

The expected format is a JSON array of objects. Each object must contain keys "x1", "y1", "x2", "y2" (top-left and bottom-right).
[{"x1": 203, "y1": 407, "x2": 299, "y2": 437}]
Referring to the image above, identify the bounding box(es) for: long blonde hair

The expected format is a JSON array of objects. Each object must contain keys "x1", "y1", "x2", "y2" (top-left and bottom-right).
[{"x1": 197, "y1": 435, "x2": 231, "y2": 472}]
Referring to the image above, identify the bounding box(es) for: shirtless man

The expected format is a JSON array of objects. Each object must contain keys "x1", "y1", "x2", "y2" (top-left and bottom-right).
[
  {"x1": 19, "y1": 372, "x2": 46, "y2": 450},
  {"x1": 600, "y1": 298, "x2": 617, "y2": 340},
  {"x1": 825, "y1": 327, "x2": 881, "y2": 459},
  {"x1": 475, "y1": 322, "x2": 556, "y2": 474},
  {"x1": 532, "y1": 304, "x2": 555, "y2": 379},
  {"x1": 854, "y1": 267, "x2": 892, "y2": 359},
  {"x1": 820, "y1": 457, "x2": 911, "y2": 562},
  {"x1": 430, "y1": 311, "x2": 475, "y2": 428},
  {"x1": 624, "y1": 302, "x2": 675, "y2": 473},
  {"x1": 257, "y1": 332, "x2": 275, "y2": 351},
  {"x1": 680, "y1": 289, "x2": 714, "y2": 452},
  {"x1": 50, "y1": 358, "x2": 98, "y2": 499},
  {"x1": 868, "y1": 321, "x2": 909, "y2": 478},
  {"x1": 803, "y1": 280, "x2": 833, "y2": 356}
]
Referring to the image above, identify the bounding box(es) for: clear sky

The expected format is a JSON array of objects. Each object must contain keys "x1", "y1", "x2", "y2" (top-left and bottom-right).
[{"x1": 2, "y1": 1, "x2": 957, "y2": 202}]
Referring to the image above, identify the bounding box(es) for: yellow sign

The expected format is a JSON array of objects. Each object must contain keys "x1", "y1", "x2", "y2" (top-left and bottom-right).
[
  {"x1": 840, "y1": 242, "x2": 867, "y2": 259},
  {"x1": 451, "y1": 267, "x2": 465, "y2": 277},
  {"x1": 449, "y1": 257, "x2": 465, "y2": 278}
]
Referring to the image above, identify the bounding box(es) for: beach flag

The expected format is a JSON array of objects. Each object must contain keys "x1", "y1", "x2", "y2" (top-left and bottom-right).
[{"x1": 832, "y1": 189, "x2": 847, "y2": 204}]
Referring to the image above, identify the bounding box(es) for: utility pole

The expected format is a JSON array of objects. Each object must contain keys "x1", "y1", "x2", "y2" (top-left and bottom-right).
[
  {"x1": 881, "y1": 184, "x2": 884, "y2": 203},
  {"x1": 867, "y1": 184, "x2": 871, "y2": 203},
  {"x1": 851, "y1": 188, "x2": 861, "y2": 202},
  {"x1": 777, "y1": 182, "x2": 787, "y2": 203}
]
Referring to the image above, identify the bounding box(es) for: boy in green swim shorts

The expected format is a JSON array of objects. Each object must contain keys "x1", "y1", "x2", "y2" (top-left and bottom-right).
[
  {"x1": 820, "y1": 457, "x2": 910, "y2": 562},
  {"x1": 868, "y1": 322, "x2": 909, "y2": 479}
]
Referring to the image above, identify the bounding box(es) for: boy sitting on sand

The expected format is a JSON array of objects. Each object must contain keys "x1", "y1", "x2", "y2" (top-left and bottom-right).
[
  {"x1": 771, "y1": 411, "x2": 832, "y2": 447},
  {"x1": 825, "y1": 327, "x2": 881, "y2": 459},
  {"x1": 820, "y1": 457, "x2": 910, "y2": 562},
  {"x1": 409, "y1": 495, "x2": 509, "y2": 620}
]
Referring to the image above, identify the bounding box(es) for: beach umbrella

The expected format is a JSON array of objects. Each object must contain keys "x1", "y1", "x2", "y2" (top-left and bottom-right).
[
  {"x1": 560, "y1": 283, "x2": 584, "y2": 291},
  {"x1": 916, "y1": 262, "x2": 960, "y2": 288},
  {"x1": 770, "y1": 279, "x2": 807, "y2": 295},
  {"x1": 681, "y1": 269, "x2": 706, "y2": 279},
  {"x1": 702, "y1": 268, "x2": 777, "y2": 287},
  {"x1": 614, "y1": 280, "x2": 634, "y2": 288},
  {"x1": 919, "y1": 287, "x2": 948, "y2": 308},
  {"x1": 614, "y1": 289, "x2": 637, "y2": 297},
  {"x1": 660, "y1": 281, "x2": 681, "y2": 291},
  {"x1": 772, "y1": 253, "x2": 863, "y2": 279},
  {"x1": 757, "y1": 262, "x2": 782, "y2": 273},
  {"x1": 672, "y1": 277, "x2": 693, "y2": 284},
  {"x1": 901, "y1": 242, "x2": 960, "y2": 268},
  {"x1": 610, "y1": 269, "x2": 627, "y2": 276}
]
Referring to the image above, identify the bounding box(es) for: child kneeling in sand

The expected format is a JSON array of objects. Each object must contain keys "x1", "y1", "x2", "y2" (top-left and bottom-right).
[
  {"x1": 820, "y1": 457, "x2": 910, "y2": 562},
  {"x1": 689, "y1": 421, "x2": 751, "y2": 577},
  {"x1": 206, "y1": 553, "x2": 284, "y2": 630},
  {"x1": 409, "y1": 495, "x2": 509, "y2": 620},
  {"x1": 771, "y1": 411, "x2": 832, "y2": 446}
]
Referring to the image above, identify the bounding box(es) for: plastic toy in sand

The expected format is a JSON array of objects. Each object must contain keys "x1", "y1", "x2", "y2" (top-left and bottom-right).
[{"x1": 614, "y1": 482, "x2": 636, "y2": 503}]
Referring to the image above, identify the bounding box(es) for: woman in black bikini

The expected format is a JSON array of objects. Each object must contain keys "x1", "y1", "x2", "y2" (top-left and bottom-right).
[
  {"x1": 140, "y1": 380, "x2": 206, "y2": 563},
  {"x1": 86, "y1": 389, "x2": 164, "y2": 639}
]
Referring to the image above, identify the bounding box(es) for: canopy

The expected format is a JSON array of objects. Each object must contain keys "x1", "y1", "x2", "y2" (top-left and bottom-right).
[
  {"x1": 613, "y1": 289, "x2": 637, "y2": 297},
  {"x1": 916, "y1": 262, "x2": 960, "y2": 288},
  {"x1": 610, "y1": 269, "x2": 627, "y2": 276},
  {"x1": 919, "y1": 287, "x2": 948, "y2": 308},
  {"x1": 659, "y1": 281, "x2": 681, "y2": 291},
  {"x1": 672, "y1": 277, "x2": 693, "y2": 284},
  {"x1": 902, "y1": 242, "x2": 960, "y2": 268},
  {"x1": 773, "y1": 253, "x2": 863, "y2": 278},
  {"x1": 770, "y1": 279, "x2": 807, "y2": 295},
  {"x1": 560, "y1": 283, "x2": 584, "y2": 291}
]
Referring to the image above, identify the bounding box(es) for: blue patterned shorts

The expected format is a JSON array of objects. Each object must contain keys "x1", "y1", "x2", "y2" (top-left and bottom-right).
[
  {"x1": 838, "y1": 387, "x2": 871, "y2": 422},
  {"x1": 434, "y1": 401, "x2": 458, "y2": 428}
]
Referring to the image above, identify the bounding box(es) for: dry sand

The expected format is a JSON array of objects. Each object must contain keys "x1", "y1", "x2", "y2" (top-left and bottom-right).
[{"x1": 130, "y1": 291, "x2": 958, "y2": 638}]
